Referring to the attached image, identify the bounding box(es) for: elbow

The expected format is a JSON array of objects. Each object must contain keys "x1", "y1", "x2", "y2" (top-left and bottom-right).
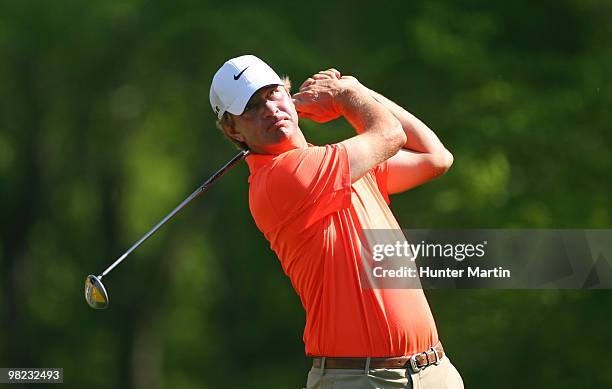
[{"x1": 431, "y1": 148, "x2": 454, "y2": 177}]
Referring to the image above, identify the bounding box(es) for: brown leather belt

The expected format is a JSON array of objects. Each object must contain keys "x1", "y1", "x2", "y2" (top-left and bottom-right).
[{"x1": 312, "y1": 342, "x2": 444, "y2": 373}]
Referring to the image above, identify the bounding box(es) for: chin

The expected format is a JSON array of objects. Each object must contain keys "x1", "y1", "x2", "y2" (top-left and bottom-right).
[
  {"x1": 253, "y1": 122, "x2": 303, "y2": 154},
  {"x1": 271, "y1": 122, "x2": 295, "y2": 139}
]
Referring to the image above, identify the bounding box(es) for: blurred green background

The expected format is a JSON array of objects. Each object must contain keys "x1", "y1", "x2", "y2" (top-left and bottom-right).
[{"x1": 1, "y1": 0, "x2": 611, "y2": 388}]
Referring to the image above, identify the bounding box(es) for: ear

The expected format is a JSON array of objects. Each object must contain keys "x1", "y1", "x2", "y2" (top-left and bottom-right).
[{"x1": 220, "y1": 120, "x2": 246, "y2": 143}]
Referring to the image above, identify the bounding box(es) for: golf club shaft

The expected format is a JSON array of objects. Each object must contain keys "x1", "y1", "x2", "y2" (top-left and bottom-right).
[{"x1": 99, "y1": 149, "x2": 250, "y2": 279}]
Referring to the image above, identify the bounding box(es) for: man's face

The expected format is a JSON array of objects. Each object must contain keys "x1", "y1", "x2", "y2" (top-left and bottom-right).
[{"x1": 225, "y1": 85, "x2": 301, "y2": 154}]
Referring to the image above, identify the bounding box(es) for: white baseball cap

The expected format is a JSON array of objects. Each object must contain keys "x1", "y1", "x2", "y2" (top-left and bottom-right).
[{"x1": 210, "y1": 55, "x2": 282, "y2": 120}]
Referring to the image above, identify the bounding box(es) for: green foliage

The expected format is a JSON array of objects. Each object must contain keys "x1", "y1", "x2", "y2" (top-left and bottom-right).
[{"x1": 1, "y1": 0, "x2": 610, "y2": 388}]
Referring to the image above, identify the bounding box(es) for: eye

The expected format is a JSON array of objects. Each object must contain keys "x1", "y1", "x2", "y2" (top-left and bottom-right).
[{"x1": 269, "y1": 87, "x2": 281, "y2": 97}]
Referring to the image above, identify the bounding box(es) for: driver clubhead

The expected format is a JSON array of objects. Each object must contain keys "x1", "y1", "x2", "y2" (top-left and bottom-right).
[{"x1": 85, "y1": 275, "x2": 109, "y2": 309}]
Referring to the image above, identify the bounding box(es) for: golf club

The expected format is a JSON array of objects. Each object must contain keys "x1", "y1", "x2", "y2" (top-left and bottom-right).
[{"x1": 85, "y1": 149, "x2": 249, "y2": 309}]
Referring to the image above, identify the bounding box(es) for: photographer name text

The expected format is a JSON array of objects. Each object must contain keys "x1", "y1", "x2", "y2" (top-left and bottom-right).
[{"x1": 372, "y1": 266, "x2": 511, "y2": 278}]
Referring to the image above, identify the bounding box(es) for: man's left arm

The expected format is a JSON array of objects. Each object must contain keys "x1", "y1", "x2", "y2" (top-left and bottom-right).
[{"x1": 367, "y1": 88, "x2": 454, "y2": 195}]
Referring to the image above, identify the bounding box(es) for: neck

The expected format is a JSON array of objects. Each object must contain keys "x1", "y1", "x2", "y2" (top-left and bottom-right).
[{"x1": 251, "y1": 127, "x2": 308, "y2": 155}]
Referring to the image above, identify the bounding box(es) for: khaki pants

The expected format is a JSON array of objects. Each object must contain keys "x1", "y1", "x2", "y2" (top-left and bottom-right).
[{"x1": 305, "y1": 355, "x2": 464, "y2": 389}]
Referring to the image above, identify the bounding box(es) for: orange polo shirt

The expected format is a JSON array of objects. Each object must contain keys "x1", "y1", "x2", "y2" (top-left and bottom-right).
[{"x1": 246, "y1": 143, "x2": 439, "y2": 357}]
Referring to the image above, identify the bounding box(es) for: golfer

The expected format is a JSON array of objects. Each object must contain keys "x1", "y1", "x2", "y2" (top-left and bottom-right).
[{"x1": 210, "y1": 55, "x2": 463, "y2": 389}]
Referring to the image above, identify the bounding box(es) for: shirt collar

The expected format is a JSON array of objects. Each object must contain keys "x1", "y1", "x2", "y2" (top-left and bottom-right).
[{"x1": 245, "y1": 144, "x2": 314, "y2": 183}]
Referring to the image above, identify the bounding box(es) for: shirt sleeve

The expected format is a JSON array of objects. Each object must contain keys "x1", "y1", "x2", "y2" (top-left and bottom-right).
[
  {"x1": 372, "y1": 160, "x2": 391, "y2": 205},
  {"x1": 265, "y1": 143, "x2": 352, "y2": 228}
]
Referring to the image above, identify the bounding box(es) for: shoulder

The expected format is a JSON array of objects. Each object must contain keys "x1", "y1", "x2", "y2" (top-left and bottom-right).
[
  {"x1": 266, "y1": 144, "x2": 347, "y2": 186},
  {"x1": 248, "y1": 144, "x2": 352, "y2": 232}
]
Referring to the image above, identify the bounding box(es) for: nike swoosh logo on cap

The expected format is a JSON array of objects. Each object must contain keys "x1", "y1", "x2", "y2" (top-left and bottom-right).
[{"x1": 233, "y1": 66, "x2": 249, "y2": 80}]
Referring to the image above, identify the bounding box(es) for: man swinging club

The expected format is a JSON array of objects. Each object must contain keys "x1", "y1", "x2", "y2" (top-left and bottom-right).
[{"x1": 210, "y1": 55, "x2": 463, "y2": 389}]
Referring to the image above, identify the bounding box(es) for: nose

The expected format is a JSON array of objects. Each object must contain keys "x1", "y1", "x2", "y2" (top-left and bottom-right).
[{"x1": 262, "y1": 99, "x2": 278, "y2": 118}]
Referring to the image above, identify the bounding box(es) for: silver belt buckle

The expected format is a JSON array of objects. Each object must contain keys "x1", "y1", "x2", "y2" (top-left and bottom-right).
[{"x1": 409, "y1": 353, "x2": 424, "y2": 373}]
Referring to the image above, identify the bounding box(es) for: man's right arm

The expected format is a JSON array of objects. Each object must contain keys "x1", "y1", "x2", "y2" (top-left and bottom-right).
[
  {"x1": 294, "y1": 76, "x2": 406, "y2": 182},
  {"x1": 337, "y1": 85, "x2": 406, "y2": 182}
]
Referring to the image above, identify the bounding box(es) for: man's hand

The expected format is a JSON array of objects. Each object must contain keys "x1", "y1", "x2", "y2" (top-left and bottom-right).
[
  {"x1": 295, "y1": 68, "x2": 405, "y2": 183},
  {"x1": 292, "y1": 69, "x2": 363, "y2": 123}
]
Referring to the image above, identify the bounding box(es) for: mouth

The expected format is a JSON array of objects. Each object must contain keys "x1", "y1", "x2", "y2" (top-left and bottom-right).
[{"x1": 268, "y1": 118, "x2": 290, "y2": 130}]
